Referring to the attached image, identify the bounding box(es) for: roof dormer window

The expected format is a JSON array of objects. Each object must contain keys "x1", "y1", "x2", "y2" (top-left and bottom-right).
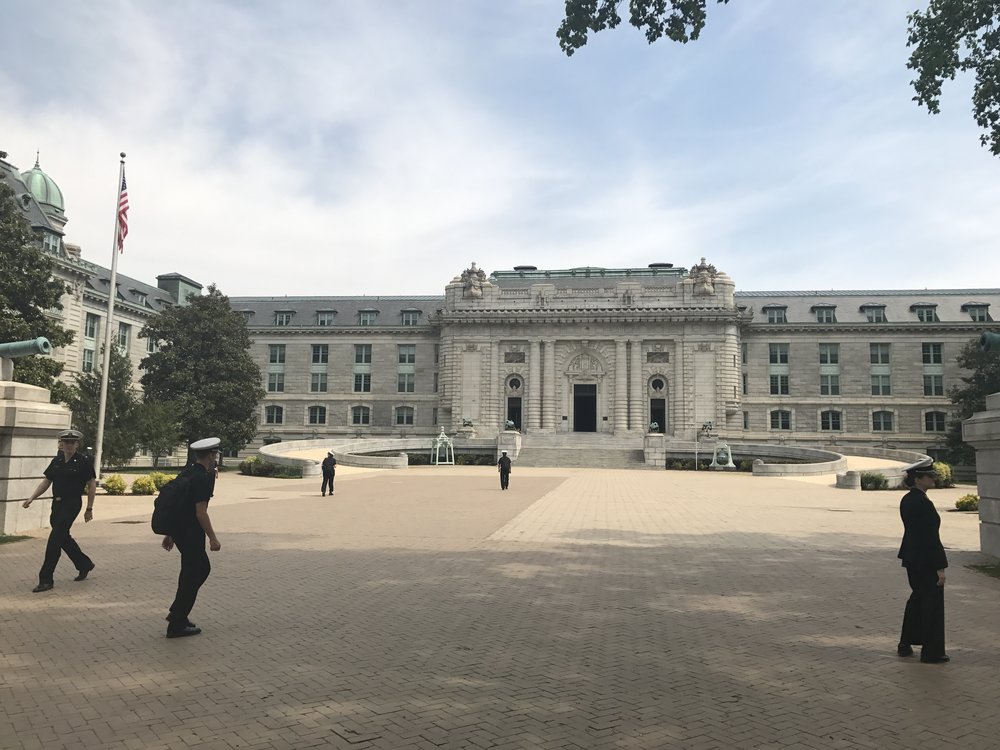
[
  {"x1": 810, "y1": 304, "x2": 837, "y2": 324},
  {"x1": 860, "y1": 304, "x2": 887, "y2": 323},
  {"x1": 762, "y1": 305, "x2": 787, "y2": 324},
  {"x1": 359, "y1": 310, "x2": 378, "y2": 326},
  {"x1": 910, "y1": 304, "x2": 939, "y2": 323},
  {"x1": 962, "y1": 302, "x2": 992, "y2": 322},
  {"x1": 317, "y1": 310, "x2": 336, "y2": 326},
  {"x1": 274, "y1": 311, "x2": 294, "y2": 326}
]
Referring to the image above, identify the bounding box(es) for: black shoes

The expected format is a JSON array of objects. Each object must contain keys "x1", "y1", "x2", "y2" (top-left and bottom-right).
[
  {"x1": 32, "y1": 582, "x2": 54, "y2": 593},
  {"x1": 74, "y1": 563, "x2": 95, "y2": 581},
  {"x1": 166, "y1": 624, "x2": 202, "y2": 639},
  {"x1": 920, "y1": 654, "x2": 950, "y2": 664},
  {"x1": 897, "y1": 644, "x2": 914, "y2": 657}
]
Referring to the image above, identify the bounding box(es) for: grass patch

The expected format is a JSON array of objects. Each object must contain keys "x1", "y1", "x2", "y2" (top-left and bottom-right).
[
  {"x1": 0, "y1": 534, "x2": 32, "y2": 545},
  {"x1": 966, "y1": 562, "x2": 1000, "y2": 580}
]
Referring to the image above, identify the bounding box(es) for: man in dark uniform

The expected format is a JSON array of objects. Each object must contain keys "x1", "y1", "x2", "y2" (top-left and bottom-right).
[
  {"x1": 22, "y1": 429, "x2": 97, "y2": 593},
  {"x1": 161, "y1": 437, "x2": 222, "y2": 638},
  {"x1": 321, "y1": 451, "x2": 337, "y2": 496},
  {"x1": 497, "y1": 450, "x2": 512, "y2": 490},
  {"x1": 897, "y1": 457, "x2": 949, "y2": 664}
]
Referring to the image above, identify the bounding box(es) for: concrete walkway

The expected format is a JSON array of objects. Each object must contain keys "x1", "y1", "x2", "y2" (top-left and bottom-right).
[{"x1": 1, "y1": 467, "x2": 997, "y2": 749}]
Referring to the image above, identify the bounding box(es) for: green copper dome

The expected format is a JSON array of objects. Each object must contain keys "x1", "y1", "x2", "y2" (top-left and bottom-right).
[{"x1": 21, "y1": 154, "x2": 65, "y2": 217}]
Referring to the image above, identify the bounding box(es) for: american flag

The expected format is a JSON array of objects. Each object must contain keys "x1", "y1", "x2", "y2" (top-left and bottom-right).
[{"x1": 117, "y1": 173, "x2": 129, "y2": 252}]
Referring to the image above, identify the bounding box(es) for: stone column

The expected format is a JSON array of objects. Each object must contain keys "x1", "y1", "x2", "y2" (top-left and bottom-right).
[
  {"x1": 542, "y1": 339, "x2": 556, "y2": 431},
  {"x1": 528, "y1": 340, "x2": 541, "y2": 431},
  {"x1": 615, "y1": 339, "x2": 628, "y2": 434},
  {"x1": 962, "y1": 392, "x2": 1000, "y2": 557},
  {"x1": 630, "y1": 339, "x2": 644, "y2": 432}
]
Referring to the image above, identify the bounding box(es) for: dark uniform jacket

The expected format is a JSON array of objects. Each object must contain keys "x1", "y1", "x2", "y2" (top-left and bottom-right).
[
  {"x1": 44, "y1": 452, "x2": 96, "y2": 502},
  {"x1": 322, "y1": 456, "x2": 337, "y2": 474},
  {"x1": 176, "y1": 463, "x2": 216, "y2": 532},
  {"x1": 497, "y1": 455, "x2": 512, "y2": 473},
  {"x1": 897, "y1": 488, "x2": 948, "y2": 571}
]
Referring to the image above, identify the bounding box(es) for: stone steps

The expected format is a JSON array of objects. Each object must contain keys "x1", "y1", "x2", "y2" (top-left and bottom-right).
[{"x1": 515, "y1": 446, "x2": 647, "y2": 469}]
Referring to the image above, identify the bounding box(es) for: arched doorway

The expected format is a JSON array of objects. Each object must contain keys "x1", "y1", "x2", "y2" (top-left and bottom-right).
[
  {"x1": 505, "y1": 375, "x2": 523, "y2": 431},
  {"x1": 648, "y1": 376, "x2": 668, "y2": 433}
]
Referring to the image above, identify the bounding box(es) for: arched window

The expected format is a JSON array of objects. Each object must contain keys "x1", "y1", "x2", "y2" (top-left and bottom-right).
[
  {"x1": 820, "y1": 410, "x2": 841, "y2": 431},
  {"x1": 265, "y1": 405, "x2": 283, "y2": 425},
  {"x1": 769, "y1": 409, "x2": 791, "y2": 430},
  {"x1": 924, "y1": 411, "x2": 947, "y2": 432},
  {"x1": 351, "y1": 406, "x2": 370, "y2": 425},
  {"x1": 395, "y1": 406, "x2": 414, "y2": 426},
  {"x1": 872, "y1": 410, "x2": 894, "y2": 431},
  {"x1": 308, "y1": 406, "x2": 327, "y2": 425}
]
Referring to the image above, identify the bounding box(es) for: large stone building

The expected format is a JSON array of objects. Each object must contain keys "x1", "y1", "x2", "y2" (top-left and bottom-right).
[{"x1": 5, "y1": 151, "x2": 999, "y2": 460}]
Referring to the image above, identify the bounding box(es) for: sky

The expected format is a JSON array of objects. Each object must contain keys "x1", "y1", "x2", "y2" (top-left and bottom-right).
[{"x1": 1, "y1": 0, "x2": 997, "y2": 297}]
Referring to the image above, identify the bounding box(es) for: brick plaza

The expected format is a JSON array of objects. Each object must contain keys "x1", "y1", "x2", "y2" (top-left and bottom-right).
[{"x1": 2, "y1": 467, "x2": 999, "y2": 749}]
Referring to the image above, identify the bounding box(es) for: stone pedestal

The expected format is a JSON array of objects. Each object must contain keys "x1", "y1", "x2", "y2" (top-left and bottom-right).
[
  {"x1": 962, "y1": 392, "x2": 1000, "y2": 558},
  {"x1": 497, "y1": 430, "x2": 522, "y2": 461},
  {"x1": 0, "y1": 381, "x2": 72, "y2": 534},
  {"x1": 643, "y1": 433, "x2": 665, "y2": 467}
]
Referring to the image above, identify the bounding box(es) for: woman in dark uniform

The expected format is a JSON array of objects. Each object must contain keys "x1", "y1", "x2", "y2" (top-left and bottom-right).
[
  {"x1": 896, "y1": 458, "x2": 949, "y2": 664},
  {"x1": 22, "y1": 429, "x2": 97, "y2": 593}
]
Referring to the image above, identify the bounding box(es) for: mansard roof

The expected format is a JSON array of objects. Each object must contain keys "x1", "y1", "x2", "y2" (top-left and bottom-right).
[
  {"x1": 735, "y1": 289, "x2": 1000, "y2": 323},
  {"x1": 229, "y1": 296, "x2": 443, "y2": 327},
  {"x1": 0, "y1": 154, "x2": 62, "y2": 235},
  {"x1": 79, "y1": 258, "x2": 178, "y2": 312}
]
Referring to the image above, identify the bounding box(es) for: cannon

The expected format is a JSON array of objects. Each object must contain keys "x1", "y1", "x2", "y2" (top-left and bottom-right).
[
  {"x1": 0, "y1": 337, "x2": 52, "y2": 380},
  {"x1": 980, "y1": 331, "x2": 1000, "y2": 353}
]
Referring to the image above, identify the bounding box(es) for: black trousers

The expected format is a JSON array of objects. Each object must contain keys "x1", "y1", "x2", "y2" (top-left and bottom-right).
[
  {"x1": 168, "y1": 527, "x2": 211, "y2": 624},
  {"x1": 900, "y1": 565, "x2": 946, "y2": 659},
  {"x1": 38, "y1": 497, "x2": 92, "y2": 584},
  {"x1": 322, "y1": 472, "x2": 335, "y2": 495},
  {"x1": 499, "y1": 471, "x2": 510, "y2": 490}
]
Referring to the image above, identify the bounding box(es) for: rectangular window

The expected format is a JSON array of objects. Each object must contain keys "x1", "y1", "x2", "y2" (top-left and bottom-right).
[
  {"x1": 871, "y1": 374, "x2": 891, "y2": 396},
  {"x1": 401, "y1": 311, "x2": 419, "y2": 326},
  {"x1": 922, "y1": 343, "x2": 943, "y2": 365},
  {"x1": 968, "y1": 306, "x2": 990, "y2": 322},
  {"x1": 352, "y1": 405, "x2": 370, "y2": 425},
  {"x1": 818, "y1": 344, "x2": 839, "y2": 365},
  {"x1": 769, "y1": 374, "x2": 789, "y2": 395},
  {"x1": 865, "y1": 307, "x2": 887, "y2": 323},
  {"x1": 85, "y1": 313, "x2": 99, "y2": 339},
  {"x1": 915, "y1": 307, "x2": 938, "y2": 323},
  {"x1": 316, "y1": 311, "x2": 335, "y2": 326},
  {"x1": 766, "y1": 308, "x2": 787, "y2": 324},
  {"x1": 117, "y1": 322, "x2": 131, "y2": 352},
  {"x1": 432, "y1": 407, "x2": 438, "y2": 425},
  {"x1": 434, "y1": 344, "x2": 440, "y2": 364},
  {"x1": 398, "y1": 345, "x2": 416, "y2": 365},
  {"x1": 872, "y1": 411, "x2": 893, "y2": 431},
  {"x1": 354, "y1": 373, "x2": 371, "y2": 393},
  {"x1": 925, "y1": 412, "x2": 947, "y2": 432},
  {"x1": 241, "y1": 311, "x2": 253, "y2": 324},
  {"x1": 398, "y1": 373, "x2": 415, "y2": 393},
  {"x1": 312, "y1": 344, "x2": 329, "y2": 364},
  {"x1": 869, "y1": 343, "x2": 890, "y2": 364},
  {"x1": 433, "y1": 372, "x2": 439, "y2": 393},
  {"x1": 82, "y1": 348, "x2": 95, "y2": 373},
  {"x1": 923, "y1": 374, "x2": 944, "y2": 396},
  {"x1": 820, "y1": 374, "x2": 840, "y2": 396},
  {"x1": 355, "y1": 344, "x2": 372, "y2": 364},
  {"x1": 815, "y1": 308, "x2": 836, "y2": 323},
  {"x1": 770, "y1": 410, "x2": 791, "y2": 430},
  {"x1": 146, "y1": 337, "x2": 157, "y2": 354},
  {"x1": 310, "y1": 373, "x2": 328, "y2": 393},
  {"x1": 359, "y1": 311, "x2": 377, "y2": 326},
  {"x1": 768, "y1": 344, "x2": 789, "y2": 365},
  {"x1": 742, "y1": 411, "x2": 749, "y2": 430},
  {"x1": 740, "y1": 343, "x2": 747, "y2": 365},
  {"x1": 268, "y1": 344, "x2": 286, "y2": 364},
  {"x1": 267, "y1": 372, "x2": 285, "y2": 392},
  {"x1": 308, "y1": 406, "x2": 327, "y2": 425},
  {"x1": 741, "y1": 372, "x2": 748, "y2": 395},
  {"x1": 275, "y1": 312, "x2": 293, "y2": 326},
  {"x1": 821, "y1": 411, "x2": 842, "y2": 431}
]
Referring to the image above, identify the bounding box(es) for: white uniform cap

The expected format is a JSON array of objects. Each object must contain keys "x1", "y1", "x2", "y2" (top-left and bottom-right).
[
  {"x1": 190, "y1": 437, "x2": 221, "y2": 451},
  {"x1": 903, "y1": 456, "x2": 936, "y2": 475}
]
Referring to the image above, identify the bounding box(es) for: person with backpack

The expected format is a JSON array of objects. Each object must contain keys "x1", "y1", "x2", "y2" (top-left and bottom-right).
[
  {"x1": 160, "y1": 437, "x2": 222, "y2": 638},
  {"x1": 321, "y1": 451, "x2": 336, "y2": 496}
]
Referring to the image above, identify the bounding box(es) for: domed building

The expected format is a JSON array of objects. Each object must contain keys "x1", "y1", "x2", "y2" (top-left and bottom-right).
[{"x1": 21, "y1": 154, "x2": 67, "y2": 233}]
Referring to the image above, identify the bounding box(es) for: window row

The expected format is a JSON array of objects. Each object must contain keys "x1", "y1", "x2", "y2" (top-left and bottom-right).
[
  {"x1": 757, "y1": 342, "x2": 944, "y2": 366},
  {"x1": 266, "y1": 372, "x2": 432, "y2": 393},
  {"x1": 250, "y1": 310, "x2": 424, "y2": 327},
  {"x1": 263, "y1": 404, "x2": 429, "y2": 426},
  {"x1": 267, "y1": 343, "x2": 429, "y2": 365},
  {"x1": 762, "y1": 304, "x2": 990, "y2": 324},
  {"x1": 753, "y1": 373, "x2": 945, "y2": 397},
  {"x1": 761, "y1": 409, "x2": 948, "y2": 432}
]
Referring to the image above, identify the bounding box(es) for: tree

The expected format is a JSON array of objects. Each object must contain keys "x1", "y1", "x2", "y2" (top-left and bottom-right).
[
  {"x1": 134, "y1": 400, "x2": 182, "y2": 468},
  {"x1": 0, "y1": 182, "x2": 74, "y2": 400},
  {"x1": 557, "y1": 0, "x2": 1000, "y2": 157},
  {"x1": 945, "y1": 337, "x2": 1000, "y2": 464},
  {"x1": 139, "y1": 285, "x2": 265, "y2": 452},
  {"x1": 69, "y1": 345, "x2": 140, "y2": 468}
]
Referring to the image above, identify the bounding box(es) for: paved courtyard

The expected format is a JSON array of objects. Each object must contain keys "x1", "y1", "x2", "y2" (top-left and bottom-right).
[{"x1": 2, "y1": 466, "x2": 999, "y2": 750}]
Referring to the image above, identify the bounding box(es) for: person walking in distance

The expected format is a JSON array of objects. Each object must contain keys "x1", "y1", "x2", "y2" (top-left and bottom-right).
[
  {"x1": 22, "y1": 429, "x2": 97, "y2": 592},
  {"x1": 897, "y1": 457, "x2": 949, "y2": 664},
  {"x1": 497, "y1": 450, "x2": 512, "y2": 491},
  {"x1": 321, "y1": 451, "x2": 337, "y2": 496},
  {"x1": 162, "y1": 437, "x2": 222, "y2": 638}
]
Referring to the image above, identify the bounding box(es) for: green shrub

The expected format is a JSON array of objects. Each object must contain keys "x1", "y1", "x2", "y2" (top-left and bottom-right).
[
  {"x1": 239, "y1": 456, "x2": 297, "y2": 477},
  {"x1": 860, "y1": 472, "x2": 889, "y2": 491},
  {"x1": 736, "y1": 459, "x2": 754, "y2": 472},
  {"x1": 956, "y1": 494, "x2": 980, "y2": 511},
  {"x1": 272, "y1": 466, "x2": 302, "y2": 479},
  {"x1": 130, "y1": 475, "x2": 157, "y2": 495},
  {"x1": 932, "y1": 461, "x2": 955, "y2": 488},
  {"x1": 148, "y1": 471, "x2": 175, "y2": 490},
  {"x1": 408, "y1": 453, "x2": 430, "y2": 465},
  {"x1": 103, "y1": 474, "x2": 127, "y2": 495}
]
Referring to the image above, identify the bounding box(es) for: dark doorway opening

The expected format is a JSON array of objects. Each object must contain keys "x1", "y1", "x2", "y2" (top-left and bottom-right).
[
  {"x1": 573, "y1": 384, "x2": 597, "y2": 432},
  {"x1": 650, "y1": 398, "x2": 666, "y2": 433},
  {"x1": 507, "y1": 397, "x2": 522, "y2": 431}
]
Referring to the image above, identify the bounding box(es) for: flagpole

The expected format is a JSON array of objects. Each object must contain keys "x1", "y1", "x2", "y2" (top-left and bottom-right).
[{"x1": 94, "y1": 153, "x2": 126, "y2": 481}]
